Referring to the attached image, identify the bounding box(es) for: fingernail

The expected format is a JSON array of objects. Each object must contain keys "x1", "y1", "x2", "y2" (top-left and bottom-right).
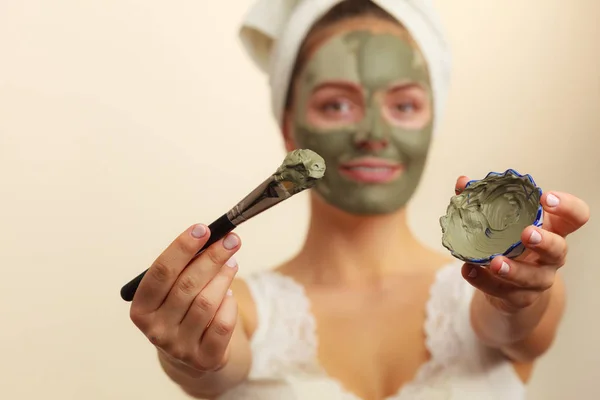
[
  {"x1": 468, "y1": 267, "x2": 478, "y2": 278},
  {"x1": 223, "y1": 234, "x2": 239, "y2": 250},
  {"x1": 498, "y1": 261, "x2": 510, "y2": 276},
  {"x1": 546, "y1": 193, "x2": 560, "y2": 207},
  {"x1": 225, "y1": 256, "x2": 237, "y2": 268},
  {"x1": 226, "y1": 289, "x2": 233, "y2": 296},
  {"x1": 191, "y1": 224, "x2": 207, "y2": 238},
  {"x1": 455, "y1": 176, "x2": 468, "y2": 194},
  {"x1": 529, "y1": 229, "x2": 542, "y2": 244}
]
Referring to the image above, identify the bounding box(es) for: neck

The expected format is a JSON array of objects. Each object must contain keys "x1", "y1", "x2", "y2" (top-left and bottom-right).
[{"x1": 291, "y1": 193, "x2": 444, "y2": 285}]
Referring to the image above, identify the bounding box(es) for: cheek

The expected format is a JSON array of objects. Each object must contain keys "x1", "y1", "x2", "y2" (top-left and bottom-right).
[
  {"x1": 384, "y1": 109, "x2": 432, "y2": 130},
  {"x1": 294, "y1": 127, "x2": 354, "y2": 160},
  {"x1": 390, "y1": 127, "x2": 433, "y2": 159}
]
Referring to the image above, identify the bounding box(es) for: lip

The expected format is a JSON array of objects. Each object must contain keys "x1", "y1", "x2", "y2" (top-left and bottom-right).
[{"x1": 338, "y1": 157, "x2": 404, "y2": 183}]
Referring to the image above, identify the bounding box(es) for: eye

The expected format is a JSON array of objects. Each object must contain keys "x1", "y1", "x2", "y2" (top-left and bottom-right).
[
  {"x1": 306, "y1": 85, "x2": 364, "y2": 127},
  {"x1": 386, "y1": 100, "x2": 420, "y2": 121},
  {"x1": 394, "y1": 102, "x2": 416, "y2": 113},
  {"x1": 320, "y1": 100, "x2": 352, "y2": 115},
  {"x1": 382, "y1": 86, "x2": 431, "y2": 129}
]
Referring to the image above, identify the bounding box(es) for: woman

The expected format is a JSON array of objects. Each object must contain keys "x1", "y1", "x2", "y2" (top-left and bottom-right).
[{"x1": 128, "y1": 1, "x2": 590, "y2": 399}]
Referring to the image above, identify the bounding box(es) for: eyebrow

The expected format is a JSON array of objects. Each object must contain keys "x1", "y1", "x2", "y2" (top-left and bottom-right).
[
  {"x1": 388, "y1": 82, "x2": 424, "y2": 92},
  {"x1": 311, "y1": 81, "x2": 363, "y2": 93},
  {"x1": 311, "y1": 81, "x2": 424, "y2": 95}
]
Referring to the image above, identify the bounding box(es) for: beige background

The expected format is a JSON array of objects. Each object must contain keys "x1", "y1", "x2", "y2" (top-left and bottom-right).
[{"x1": 1, "y1": 0, "x2": 598, "y2": 399}]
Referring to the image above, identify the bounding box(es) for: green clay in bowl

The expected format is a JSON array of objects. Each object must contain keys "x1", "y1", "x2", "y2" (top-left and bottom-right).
[{"x1": 439, "y1": 169, "x2": 544, "y2": 265}]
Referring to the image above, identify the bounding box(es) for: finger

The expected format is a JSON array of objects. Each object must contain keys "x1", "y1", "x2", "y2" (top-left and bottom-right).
[
  {"x1": 214, "y1": 346, "x2": 231, "y2": 372},
  {"x1": 455, "y1": 175, "x2": 471, "y2": 194},
  {"x1": 521, "y1": 225, "x2": 567, "y2": 266},
  {"x1": 133, "y1": 223, "x2": 210, "y2": 314},
  {"x1": 461, "y1": 263, "x2": 539, "y2": 310},
  {"x1": 487, "y1": 257, "x2": 556, "y2": 291},
  {"x1": 461, "y1": 263, "x2": 517, "y2": 298},
  {"x1": 157, "y1": 233, "x2": 241, "y2": 324},
  {"x1": 196, "y1": 291, "x2": 238, "y2": 371},
  {"x1": 542, "y1": 191, "x2": 591, "y2": 236},
  {"x1": 178, "y1": 258, "x2": 238, "y2": 339}
]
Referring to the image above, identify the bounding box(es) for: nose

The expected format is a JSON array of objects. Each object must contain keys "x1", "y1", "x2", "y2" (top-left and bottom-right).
[
  {"x1": 352, "y1": 108, "x2": 390, "y2": 152},
  {"x1": 354, "y1": 138, "x2": 389, "y2": 151}
]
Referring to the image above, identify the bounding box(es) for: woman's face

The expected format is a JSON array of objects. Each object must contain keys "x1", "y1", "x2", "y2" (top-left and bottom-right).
[{"x1": 286, "y1": 17, "x2": 434, "y2": 215}]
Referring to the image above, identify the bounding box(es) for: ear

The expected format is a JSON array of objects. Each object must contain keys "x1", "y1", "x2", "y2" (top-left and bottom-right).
[{"x1": 282, "y1": 111, "x2": 297, "y2": 152}]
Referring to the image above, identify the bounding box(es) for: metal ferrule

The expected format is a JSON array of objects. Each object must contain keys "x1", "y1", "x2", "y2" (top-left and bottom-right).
[{"x1": 226, "y1": 176, "x2": 293, "y2": 226}]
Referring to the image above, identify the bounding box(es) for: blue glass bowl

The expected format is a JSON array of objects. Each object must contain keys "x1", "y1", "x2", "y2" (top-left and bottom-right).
[{"x1": 439, "y1": 169, "x2": 544, "y2": 266}]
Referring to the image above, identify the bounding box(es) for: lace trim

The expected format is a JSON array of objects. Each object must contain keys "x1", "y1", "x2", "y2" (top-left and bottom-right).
[
  {"x1": 391, "y1": 262, "x2": 465, "y2": 399},
  {"x1": 245, "y1": 262, "x2": 466, "y2": 399},
  {"x1": 424, "y1": 262, "x2": 466, "y2": 366},
  {"x1": 245, "y1": 271, "x2": 320, "y2": 379}
]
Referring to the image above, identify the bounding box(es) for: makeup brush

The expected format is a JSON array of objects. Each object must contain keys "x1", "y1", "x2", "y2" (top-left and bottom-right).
[{"x1": 120, "y1": 149, "x2": 326, "y2": 302}]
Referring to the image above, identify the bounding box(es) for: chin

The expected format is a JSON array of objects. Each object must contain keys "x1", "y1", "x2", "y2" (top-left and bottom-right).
[
  {"x1": 342, "y1": 203, "x2": 405, "y2": 216},
  {"x1": 320, "y1": 194, "x2": 406, "y2": 216}
]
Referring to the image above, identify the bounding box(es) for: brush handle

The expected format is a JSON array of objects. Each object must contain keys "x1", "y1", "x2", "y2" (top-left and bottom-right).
[{"x1": 120, "y1": 214, "x2": 236, "y2": 302}]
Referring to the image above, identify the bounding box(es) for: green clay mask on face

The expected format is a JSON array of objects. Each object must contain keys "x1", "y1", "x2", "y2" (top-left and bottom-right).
[{"x1": 292, "y1": 30, "x2": 433, "y2": 215}]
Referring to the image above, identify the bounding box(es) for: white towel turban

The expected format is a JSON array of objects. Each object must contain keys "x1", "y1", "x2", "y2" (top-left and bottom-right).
[{"x1": 238, "y1": 0, "x2": 452, "y2": 133}]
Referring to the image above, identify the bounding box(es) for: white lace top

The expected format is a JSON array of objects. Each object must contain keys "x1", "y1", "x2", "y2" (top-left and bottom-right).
[{"x1": 216, "y1": 261, "x2": 525, "y2": 400}]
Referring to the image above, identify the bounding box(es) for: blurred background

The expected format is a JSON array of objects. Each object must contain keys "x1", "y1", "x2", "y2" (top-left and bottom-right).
[{"x1": 1, "y1": 0, "x2": 598, "y2": 399}]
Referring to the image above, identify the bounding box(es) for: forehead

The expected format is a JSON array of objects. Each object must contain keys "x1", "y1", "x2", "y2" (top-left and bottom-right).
[{"x1": 301, "y1": 30, "x2": 430, "y2": 90}]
